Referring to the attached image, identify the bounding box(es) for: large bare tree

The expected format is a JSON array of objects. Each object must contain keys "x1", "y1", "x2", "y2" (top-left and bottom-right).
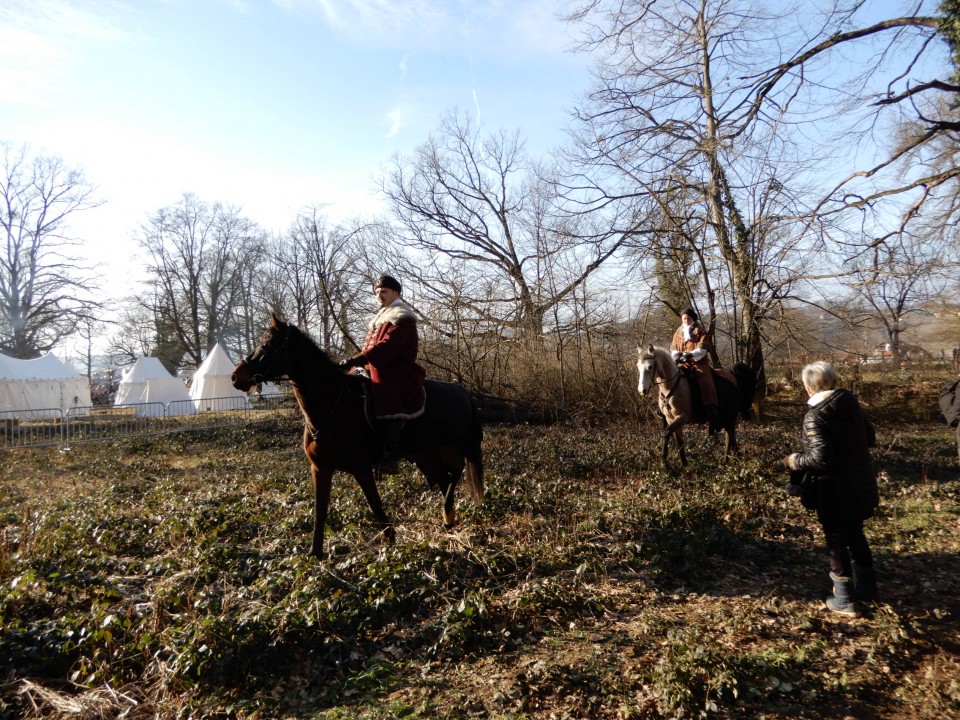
[
  {"x1": 135, "y1": 193, "x2": 265, "y2": 369},
  {"x1": 738, "y1": 2, "x2": 953, "y2": 241},
  {"x1": 245, "y1": 210, "x2": 377, "y2": 357},
  {"x1": 381, "y1": 110, "x2": 633, "y2": 344},
  {"x1": 565, "y1": 0, "x2": 829, "y2": 394},
  {"x1": 286, "y1": 210, "x2": 370, "y2": 352},
  {"x1": 0, "y1": 142, "x2": 100, "y2": 358}
]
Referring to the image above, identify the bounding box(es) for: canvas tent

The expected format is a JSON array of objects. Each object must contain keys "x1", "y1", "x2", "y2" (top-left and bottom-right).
[
  {"x1": 188, "y1": 343, "x2": 249, "y2": 411},
  {"x1": 114, "y1": 357, "x2": 195, "y2": 417},
  {"x1": 256, "y1": 381, "x2": 281, "y2": 397},
  {"x1": 0, "y1": 352, "x2": 92, "y2": 419}
]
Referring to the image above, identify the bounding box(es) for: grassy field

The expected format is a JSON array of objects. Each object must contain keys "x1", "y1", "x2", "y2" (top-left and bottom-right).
[{"x1": 1, "y1": 367, "x2": 959, "y2": 719}]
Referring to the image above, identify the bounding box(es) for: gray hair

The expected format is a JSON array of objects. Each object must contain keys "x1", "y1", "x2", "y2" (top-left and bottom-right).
[{"x1": 801, "y1": 361, "x2": 838, "y2": 393}]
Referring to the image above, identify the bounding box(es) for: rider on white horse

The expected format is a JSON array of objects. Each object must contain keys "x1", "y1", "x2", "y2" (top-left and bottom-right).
[{"x1": 670, "y1": 306, "x2": 718, "y2": 425}]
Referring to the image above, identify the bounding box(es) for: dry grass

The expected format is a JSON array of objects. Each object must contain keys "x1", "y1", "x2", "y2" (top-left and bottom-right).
[{"x1": 1, "y1": 374, "x2": 958, "y2": 719}]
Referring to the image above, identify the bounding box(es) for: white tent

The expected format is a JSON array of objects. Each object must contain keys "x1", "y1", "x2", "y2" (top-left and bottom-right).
[
  {"x1": 0, "y1": 352, "x2": 92, "y2": 419},
  {"x1": 189, "y1": 343, "x2": 249, "y2": 411},
  {"x1": 114, "y1": 357, "x2": 195, "y2": 417},
  {"x1": 257, "y1": 381, "x2": 281, "y2": 397}
]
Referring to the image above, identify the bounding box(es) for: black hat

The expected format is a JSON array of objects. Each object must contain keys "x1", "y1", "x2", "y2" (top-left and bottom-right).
[
  {"x1": 680, "y1": 306, "x2": 697, "y2": 320},
  {"x1": 374, "y1": 275, "x2": 402, "y2": 294}
]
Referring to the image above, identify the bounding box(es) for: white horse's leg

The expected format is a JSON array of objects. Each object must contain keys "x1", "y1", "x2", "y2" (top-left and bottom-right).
[
  {"x1": 674, "y1": 425, "x2": 688, "y2": 467},
  {"x1": 661, "y1": 411, "x2": 689, "y2": 470}
]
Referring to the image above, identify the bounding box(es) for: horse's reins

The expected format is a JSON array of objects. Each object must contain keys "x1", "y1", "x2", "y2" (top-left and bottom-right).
[
  {"x1": 247, "y1": 325, "x2": 350, "y2": 441},
  {"x1": 645, "y1": 354, "x2": 682, "y2": 401},
  {"x1": 306, "y1": 381, "x2": 347, "y2": 441}
]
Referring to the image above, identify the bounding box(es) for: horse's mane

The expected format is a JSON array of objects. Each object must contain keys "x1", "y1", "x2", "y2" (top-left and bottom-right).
[
  {"x1": 645, "y1": 346, "x2": 676, "y2": 363},
  {"x1": 285, "y1": 323, "x2": 336, "y2": 369}
]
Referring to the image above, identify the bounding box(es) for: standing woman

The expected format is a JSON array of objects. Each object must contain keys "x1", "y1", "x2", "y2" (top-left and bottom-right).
[
  {"x1": 783, "y1": 361, "x2": 880, "y2": 616},
  {"x1": 670, "y1": 306, "x2": 718, "y2": 423}
]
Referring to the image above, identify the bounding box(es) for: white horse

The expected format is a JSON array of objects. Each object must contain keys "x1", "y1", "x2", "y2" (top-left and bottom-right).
[{"x1": 637, "y1": 345, "x2": 754, "y2": 471}]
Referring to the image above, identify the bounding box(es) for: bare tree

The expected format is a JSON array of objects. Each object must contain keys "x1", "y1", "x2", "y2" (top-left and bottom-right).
[
  {"x1": 0, "y1": 142, "x2": 100, "y2": 358},
  {"x1": 108, "y1": 302, "x2": 158, "y2": 367},
  {"x1": 565, "y1": 0, "x2": 828, "y2": 397},
  {"x1": 849, "y1": 229, "x2": 953, "y2": 367},
  {"x1": 737, "y1": 3, "x2": 957, "y2": 244},
  {"x1": 243, "y1": 210, "x2": 378, "y2": 358},
  {"x1": 135, "y1": 193, "x2": 266, "y2": 369},
  {"x1": 287, "y1": 210, "x2": 370, "y2": 352},
  {"x1": 381, "y1": 110, "x2": 633, "y2": 344}
]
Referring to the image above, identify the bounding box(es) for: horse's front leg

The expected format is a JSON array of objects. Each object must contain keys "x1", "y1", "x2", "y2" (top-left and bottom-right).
[
  {"x1": 675, "y1": 427, "x2": 688, "y2": 467},
  {"x1": 353, "y1": 466, "x2": 396, "y2": 544},
  {"x1": 662, "y1": 415, "x2": 689, "y2": 470},
  {"x1": 309, "y1": 463, "x2": 333, "y2": 559},
  {"x1": 661, "y1": 429, "x2": 673, "y2": 470}
]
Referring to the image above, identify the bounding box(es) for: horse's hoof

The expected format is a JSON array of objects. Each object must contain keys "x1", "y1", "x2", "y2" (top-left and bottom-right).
[
  {"x1": 443, "y1": 512, "x2": 460, "y2": 529},
  {"x1": 382, "y1": 526, "x2": 397, "y2": 544},
  {"x1": 308, "y1": 547, "x2": 326, "y2": 560}
]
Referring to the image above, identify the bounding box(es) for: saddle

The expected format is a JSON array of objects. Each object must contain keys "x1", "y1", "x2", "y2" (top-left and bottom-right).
[
  {"x1": 676, "y1": 363, "x2": 737, "y2": 424},
  {"x1": 346, "y1": 371, "x2": 380, "y2": 433},
  {"x1": 677, "y1": 361, "x2": 737, "y2": 387},
  {"x1": 713, "y1": 367, "x2": 737, "y2": 387}
]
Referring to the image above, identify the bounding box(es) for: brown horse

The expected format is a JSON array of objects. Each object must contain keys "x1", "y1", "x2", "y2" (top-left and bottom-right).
[
  {"x1": 636, "y1": 345, "x2": 755, "y2": 471},
  {"x1": 232, "y1": 313, "x2": 483, "y2": 558}
]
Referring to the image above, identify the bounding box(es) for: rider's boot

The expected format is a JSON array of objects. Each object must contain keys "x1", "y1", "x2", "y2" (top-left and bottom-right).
[
  {"x1": 706, "y1": 404, "x2": 719, "y2": 431},
  {"x1": 377, "y1": 419, "x2": 402, "y2": 475}
]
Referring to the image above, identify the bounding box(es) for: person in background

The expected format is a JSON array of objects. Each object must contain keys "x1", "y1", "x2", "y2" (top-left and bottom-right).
[
  {"x1": 670, "y1": 306, "x2": 718, "y2": 424},
  {"x1": 783, "y1": 360, "x2": 880, "y2": 617},
  {"x1": 339, "y1": 275, "x2": 426, "y2": 474},
  {"x1": 939, "y1": 372, "x2": 960, "y2": 469}
]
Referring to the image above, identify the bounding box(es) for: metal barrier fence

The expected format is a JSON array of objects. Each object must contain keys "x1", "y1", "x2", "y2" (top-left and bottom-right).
[{"x1": 1, "y1": 393, "x2": 297, "y2": 450}]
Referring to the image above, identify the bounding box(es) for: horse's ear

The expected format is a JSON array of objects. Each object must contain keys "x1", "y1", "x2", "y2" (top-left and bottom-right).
[
  {"x1": 637, "y1": 344, "x2": 643, "y2": 356},
  {"x1": 648, "y1": 344, "x2": 655, "y2": 355},
  {"x1": 270, "y1": 311, "x2": 282, "y2": 329}
]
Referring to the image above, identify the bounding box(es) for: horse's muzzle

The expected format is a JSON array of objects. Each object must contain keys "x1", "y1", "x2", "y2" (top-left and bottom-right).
[{"x1": 231, "y1": 361, "x2": 259, "y2": 391}]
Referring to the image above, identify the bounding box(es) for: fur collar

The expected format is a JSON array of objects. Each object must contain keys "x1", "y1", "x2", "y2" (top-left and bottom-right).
[
  {"x1": 807, "y1": 389, "x2": 835, "y2": 407},
  {"x1": 369, "y1": 298, "x2": 417, "y2": 329}
]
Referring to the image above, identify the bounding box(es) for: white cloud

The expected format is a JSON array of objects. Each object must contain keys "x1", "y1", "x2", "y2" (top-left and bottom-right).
[
  {"x1": 280, "y1": 0, "x2": 575, "y2": 60},
  {"x1": 386, "y1": 107, "x2": 404, "y2": 138},
  {"x1": 310, "y1": 0, "x2": 448, "y2": 36}
]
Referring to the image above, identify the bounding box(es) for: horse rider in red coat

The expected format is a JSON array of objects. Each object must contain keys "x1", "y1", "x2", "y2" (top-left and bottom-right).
[
  {"x1": 670, "y1": 306, "x2": 718, "y2": 425},
  {"x1": 339, "y1": 274, "x2": 426, "y2": 474}
]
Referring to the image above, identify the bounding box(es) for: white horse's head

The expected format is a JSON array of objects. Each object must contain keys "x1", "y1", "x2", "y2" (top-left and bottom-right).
[
  {"x1": 637, "y1": 345, "x2": 677, "y2": 395},
  {"x1": 637, "y1": 344, "x2": 657, "y2": 395}
]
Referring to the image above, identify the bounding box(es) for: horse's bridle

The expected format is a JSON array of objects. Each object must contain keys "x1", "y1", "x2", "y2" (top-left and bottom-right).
[
  {"x1": 643, "y1": 353, "x2": 682, "y2": 400},
  {"x1": 245, "y1": 324, "x2": 292, "y2": 384}
]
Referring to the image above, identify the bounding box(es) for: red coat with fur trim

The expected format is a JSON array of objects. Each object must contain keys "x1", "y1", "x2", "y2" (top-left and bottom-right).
[{"x1": 360, "y1": 299, "x2": 426, "y2": 419}]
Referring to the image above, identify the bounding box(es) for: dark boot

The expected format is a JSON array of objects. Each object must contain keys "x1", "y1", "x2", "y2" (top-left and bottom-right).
[
  {"x1": 825, "y1": 572, "x2": 861, "y2": 617},
  {"x1": 852, "y1": 562, "x2": 879, "y2": 603},
  {"x1": 377, "y1": 419, "x2": 402, "y2": 475},
  {"x1": 705, "y1": 404, "x2": 719, "y2": 432}
]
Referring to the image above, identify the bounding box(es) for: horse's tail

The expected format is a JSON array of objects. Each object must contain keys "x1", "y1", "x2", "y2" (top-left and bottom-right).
[
  {"x1": 730, "y1": 362, "x2": 757, "y2": 420},
  {"x1": 463, "y1": 396, "x2": 484, "y2": 505}
]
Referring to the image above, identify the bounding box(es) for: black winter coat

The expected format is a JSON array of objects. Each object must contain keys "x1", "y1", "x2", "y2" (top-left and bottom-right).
[{"x1": 792, "y1": 388, "x2": 879, "y2": 527}]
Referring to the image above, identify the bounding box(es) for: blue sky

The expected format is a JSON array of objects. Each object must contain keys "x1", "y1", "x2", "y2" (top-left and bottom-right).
[{"x1": 1, "y1": 0, "x2": 591, "y2": 289}]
